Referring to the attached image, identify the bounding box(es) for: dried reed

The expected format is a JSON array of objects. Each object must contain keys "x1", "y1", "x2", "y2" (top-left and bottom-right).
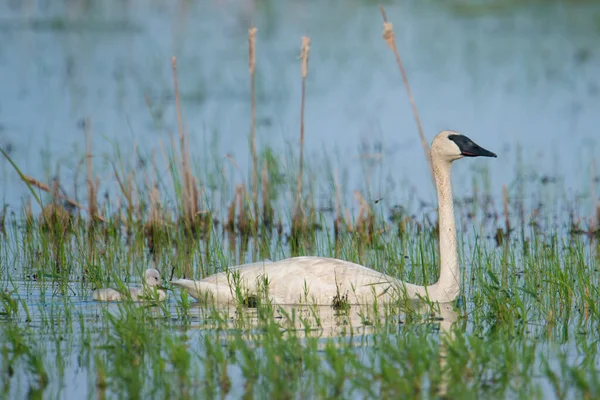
[
  {"x1": 226, "y1": 188, "x2": 237, "y2": 233},
  {"x1": 379, "y1": 6, "x2": 433, "y2": 181},
  {"x1": 39, "y1": 179, "x2": 72, "y2": 232},
  {"x1": 148, "y1": 151, "x2": 161, "y2": 225},
  {"x1": 292, "y1": 36, "x2": 311, "y2": 234},
  {"x1": 261, "y1": 163, "x2": 273, "y2": 229},
  {"x1": 503, "y1": 184, "x2": 510, "y2": 236},
  {"x1": 111, "y1": 162, "x2": 134, "y2": 224},
  {"x1": 354, "y1": 191, "x2": 374, "y2": 243},
  {"x1": 85, "y1": 119, "x2": 98, "y2": 220},
  {"x1": 172, "y1": 56, "x2": 197, "y2": 228},
  {"x1": 334, "y1": 169, "x2": 342, "y2": 238},
  {"x1": 237, "y1": 185, "x2": 249, "y2": 235},
  {"x1": 249, "y1": 26, "x2": 259, "y2": 230}
]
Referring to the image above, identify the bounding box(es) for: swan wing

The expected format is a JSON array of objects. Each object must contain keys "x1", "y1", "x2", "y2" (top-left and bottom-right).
[{"x1": 200, "y1": 257, "x2": 400, "y2": 305}]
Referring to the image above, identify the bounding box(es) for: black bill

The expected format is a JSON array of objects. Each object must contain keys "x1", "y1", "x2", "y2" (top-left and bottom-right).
[{"x1": 448, "y1": 134, "x2": 497, "y2": 158}]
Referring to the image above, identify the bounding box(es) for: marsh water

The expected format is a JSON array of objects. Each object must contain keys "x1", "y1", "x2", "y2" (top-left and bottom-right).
[
  {"x1": 1, "y1": 0, "x2": 599, "y2": 206},
  {"x1": 1, "y1": 1, "x2": 600, "y2": 399}
]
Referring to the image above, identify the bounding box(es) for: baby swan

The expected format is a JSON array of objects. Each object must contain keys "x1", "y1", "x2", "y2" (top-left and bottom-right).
[{"x1": 92, "y1": 268, "x2": 166, "y2": 301}]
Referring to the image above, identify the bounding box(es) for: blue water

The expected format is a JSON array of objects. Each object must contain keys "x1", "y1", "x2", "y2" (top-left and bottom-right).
[{"x1": 0, "y1": 0, "x2": 598, "y2": 214}]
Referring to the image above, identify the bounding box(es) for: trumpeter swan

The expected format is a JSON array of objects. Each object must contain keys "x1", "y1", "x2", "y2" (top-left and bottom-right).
[
  {"x1": 171, "y1": 131, "x2": 496, "y2": 305},
  {"x1": 92, "y1": 268, "x2": 167, "y2": 301}
]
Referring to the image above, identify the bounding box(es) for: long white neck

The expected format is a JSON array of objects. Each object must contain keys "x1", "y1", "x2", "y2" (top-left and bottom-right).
[{"x1": 430, "y1": 158, "x2": 460, "y2": 302}]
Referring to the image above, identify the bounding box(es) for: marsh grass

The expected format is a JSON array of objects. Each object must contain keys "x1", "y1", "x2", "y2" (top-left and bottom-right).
[
  {"x1": 0, "y1": 214, "x2": 599, "y2": 398},
  {"x1": 8, "y1": 169, "x2": 597, "y2": 399}
]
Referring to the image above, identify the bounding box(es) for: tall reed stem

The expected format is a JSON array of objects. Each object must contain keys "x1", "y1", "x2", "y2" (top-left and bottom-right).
[
  {"x1": 85, "y1": 118, "x2": 97, "y2": 220},
  {"x1": 249, "y1": 26, "x2": 258, "y2": 230},
  {"x1": 172, "y1": 56, "x2": 195, "y2": 225},
  {"x1": 294, "y1": 36, "x2": 310, "y2": 224},
  {"x1": 379, "y1": 6, "x2": 433, "y2": 182},
  {"x1": 503, "y1": 184, "x2": 510, "y2": 236}
]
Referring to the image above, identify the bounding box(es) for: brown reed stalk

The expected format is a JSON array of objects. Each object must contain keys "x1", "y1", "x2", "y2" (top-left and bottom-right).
[
  {"x1": 226, "y1": 190, "x2": 237, "y2": 233},
  {"x1": 111, "y1": 162, "x2": 134, "y2": 223},
  {"x1": 21, "y1": 174, "x2": 107, "y2": 222},
  {"x1": 355, "y1": 191, "x2": 374, "y2": 242},
  {"x1": 344, "y1": 208, "x2": 353, "y2": 233},
  {"x1": 149, "y1": 151, "x2": 161, "y2": 224},
  {"x1": 261, "y1": 163, "x2": 272, "y2": 228},
  {"x1": 172, "y1": 56, "x2": 195, "y2": 225},
  {"x1": 249, "y1": 26, "x2": 259, "y2": 229},
  {"x1": 85, "y1": 119, "x2": 98, "y2": 220},
  {"x1": 51, "y1": 177, "x2": 60, "y2": 204},
  {"x1": 503, "y1": 184, "x2": 510, "y2": 236},
  {"x1": 144, "y1": 152, "x2": 163, "y2": 257},
  {"x1": 546, "y1": 308, "x2": 554, "y2": 325},
  {"x1": 334, "y1": 169, "x2": 342, "y2": 237},
  {"x1": 293, "y1": 36, "x2": 311, "y2": 228},
  {"x1": 40, "y1": 179, "x2": 71, "y2": 230},
  {"x1": 237, "y1": 185, "x2": 249, "y2": 234},
  {"x1": 379, "y1": 6, "x2": 434, "y2": 182},
  {"x1": 25, "y1": 199, "x2": 33, "y2": 226}
]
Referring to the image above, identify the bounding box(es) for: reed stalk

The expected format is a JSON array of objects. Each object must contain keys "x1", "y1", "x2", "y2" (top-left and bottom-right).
[
  {"x1": 21, "y1": 174, "x2": 106, "y2": 222},
  {"x1": 249, "y1": 26, "x2": 258, "y2": 230},
  {"x1": 355, "y1": 191, "x2": 374, "y2": 242},
  {"x1": 261, "y1": 163, "x2": 272, "y2": 229},
  {"x1": 85, "y1": 119, "x2": 98, "y2": 221},
  {"x1": 379, "y1": 6, "x2": 433, "y2": 182},
  {"x1": 111, "y1": 164, "x2": 131, "y2": 222},
  {"x1": 237, "y1": 185, "x2": 248, "y2": 235},
  {"x1": 172, "y1": 56, "x2": 196, "y2": 227},
  {"x1": 293, "y1": 36, "x2": 310, "y2": 232},
  {"x1": 148, "y1": 151, "x2": 161, "y2": 225},
  {"x1": 503, "y1": 184, "x2": 510, "y2": 236},
  {"x1": 334, "y1": 169, "x2": 342, "y2": 238},
  {"x1": 226, "y1": 191, "x2": 237, "y2": 233}
]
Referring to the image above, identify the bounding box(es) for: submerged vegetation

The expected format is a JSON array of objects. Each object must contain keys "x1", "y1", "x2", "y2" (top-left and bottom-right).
[{"x1": 1, "y1": 7, "x2": 600, "y2": 400}]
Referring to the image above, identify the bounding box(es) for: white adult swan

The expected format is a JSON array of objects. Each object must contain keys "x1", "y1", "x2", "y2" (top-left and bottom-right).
[
  {"x1": 92, "y1": 268, "x2": 167, "y2": 301},
  {"x1": 171, "y1": 131, "x2": 496, "y2": 305}
]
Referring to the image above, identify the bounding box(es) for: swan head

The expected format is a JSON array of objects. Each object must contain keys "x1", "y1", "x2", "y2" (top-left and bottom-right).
[
  {"x1": 144, "y1": 268, "x2": 163, "y2": 288},
  {"x1": 431, "y1": 130, "x2": 497, "y2": 163}
]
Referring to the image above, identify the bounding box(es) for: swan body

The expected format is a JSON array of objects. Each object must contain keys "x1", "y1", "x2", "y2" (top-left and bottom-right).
[
  {"x1": 172, "y1": 257, "x2": 429, "y2": 305},
  {"x1": 92, "y1": 268, "x2": 167, "y2": 301},
  {"x1": 171, "y1": 131, "x2": 496, "y2": 305}
]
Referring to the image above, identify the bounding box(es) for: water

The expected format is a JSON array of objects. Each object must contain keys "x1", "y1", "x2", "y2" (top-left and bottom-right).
[{"x1": 0, "y1": 0, "x2": 599, "y2": 209}]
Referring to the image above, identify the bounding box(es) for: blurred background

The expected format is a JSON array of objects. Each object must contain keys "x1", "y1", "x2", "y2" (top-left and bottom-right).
[{"x1": 0, "y1": 0, "x2": 598, "y2": 211}]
